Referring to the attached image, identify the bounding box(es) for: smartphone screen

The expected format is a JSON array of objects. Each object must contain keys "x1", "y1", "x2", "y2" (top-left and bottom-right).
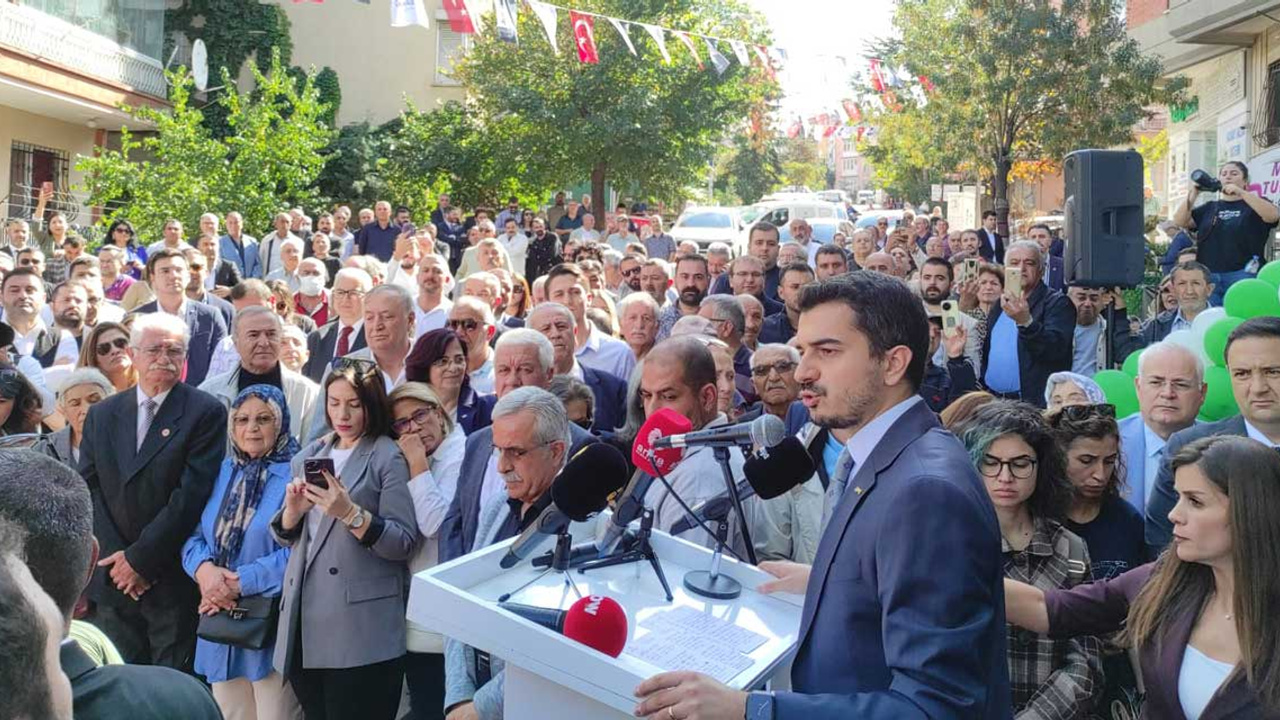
[
  {"x1": 304, "y1": 458, "x2": 335, "y2": 489},
  {"x1": 1005, "y1": 267, "x2": 1022, "y2": 296}
]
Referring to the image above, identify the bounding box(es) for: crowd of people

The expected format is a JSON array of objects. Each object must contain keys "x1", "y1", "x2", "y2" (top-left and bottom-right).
[{"x1": 0, "y1": 160, "x2": 1277, "y2": 720}]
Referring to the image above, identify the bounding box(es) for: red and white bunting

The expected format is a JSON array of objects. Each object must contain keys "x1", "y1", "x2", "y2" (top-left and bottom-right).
[
  {"x1": 673, "y1": 31, "x2": 703, "y2": 69},
  {"x1": 528, "y1": 1, "x2": 559, "y2": 54},
  {"x1": 606, "y1": 16, "x2": 637, "y2": 56},
  {"x1": 639, "y1": 23, "x2": 670, "y2": 64},
  {"x1": 442, "y1": 0, "x2": 474, "y2": 33},
  {"x1": 570, "y1": 11, "x2": 599, "y2": 64}
]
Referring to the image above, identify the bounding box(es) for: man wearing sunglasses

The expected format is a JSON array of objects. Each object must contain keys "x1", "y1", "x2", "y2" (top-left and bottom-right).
[{"x1": 446, "y1": 297, "x2": 497, "y2": 394}]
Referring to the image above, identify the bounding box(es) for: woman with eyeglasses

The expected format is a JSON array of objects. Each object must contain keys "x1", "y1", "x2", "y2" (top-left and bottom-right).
[
  {"x1": 955, "y1": 401, "x2": 1103, "y2": 718},
  {"x1": 1004, "y1": 435, "x2": 1280, "y2": 719},
  {"x1": 42, "y1": 368, "x2": 113, "y2": 467},
  {"x1": 182, "y1": 385, "x2": 303, "y2": 720},
  {"x1": 405, "y1": 328, "x2": 496, "y2": 436},
  {"x1": 77, "y1": 322, "x2": 138, "y2": 392},
  {"x1": 388, "y1": 382, "x2": 466, "y2": 720},
  {"x1": 1048, "y1": 403, "x2": 1148, "y2": 717},
  {"x1": 102, "y1": 219, "x2": 147, "y2": 279},
  {"x1": 270, "y1": 361, "x2": 417, "y2": 720}
]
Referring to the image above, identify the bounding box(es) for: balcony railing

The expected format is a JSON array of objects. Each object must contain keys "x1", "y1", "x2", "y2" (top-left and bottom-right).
[{"x1": 0, "y1": 1, "x2": 167, "y2": 99}]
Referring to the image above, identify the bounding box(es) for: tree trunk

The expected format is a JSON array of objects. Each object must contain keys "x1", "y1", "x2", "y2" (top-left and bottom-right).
[
  {"x1": 992, "y1": 155, "x2": 1012, "y2": 239},
  {"x1": 591, "y1": 163, "x2": 608, "y2": 228}
]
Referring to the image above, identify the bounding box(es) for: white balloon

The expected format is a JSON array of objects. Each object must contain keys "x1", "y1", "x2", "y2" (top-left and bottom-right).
[
  {"x1": 1190, "y1": 307, "x2": 1227, "y2": 338},
  {"x1": 1165, "y1": 329, "x2": 1197, "y2": 349}
]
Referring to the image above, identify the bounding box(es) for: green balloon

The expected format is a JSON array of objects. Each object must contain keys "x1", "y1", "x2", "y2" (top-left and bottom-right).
[
  {"x1": 1258, "y1": 260, "x2": 1280, "y2": 288},
  {"x1": 1094, "y1": 369, "x2": 1139, "y2": 418},
  {"x1": 1223, "y1": 278, "x2": 1280, "y2": 319},
  {"x1": 1200, "y1": 365, "x2": 1239, "y2": 421},
  {"x1": 1122, "y1": 350, "x2": 1142, "y2": 378},
  {"x1": 1204, "y1": 316, "x2": 1246, "y2": 367}
]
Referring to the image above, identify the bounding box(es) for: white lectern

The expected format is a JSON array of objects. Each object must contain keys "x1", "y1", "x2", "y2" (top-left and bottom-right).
[{"x1": 408, "y1": 521, "x2": 803, "y2": 720}]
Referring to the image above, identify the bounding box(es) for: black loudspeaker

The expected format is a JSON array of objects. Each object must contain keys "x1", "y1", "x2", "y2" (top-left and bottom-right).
[{"x1": 1062, "y1": 149, "x2": 1146, "y2": 288}]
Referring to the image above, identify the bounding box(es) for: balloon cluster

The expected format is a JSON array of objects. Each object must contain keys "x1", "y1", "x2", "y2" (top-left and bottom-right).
[{"x1": 1099, "y1": 262, "x2": 1280, "y2": 421}]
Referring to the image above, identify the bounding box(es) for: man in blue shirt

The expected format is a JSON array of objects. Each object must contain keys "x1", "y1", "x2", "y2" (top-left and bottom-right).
[{"x1": 354, "y1": 201, "x2": 400, "y2": 262}]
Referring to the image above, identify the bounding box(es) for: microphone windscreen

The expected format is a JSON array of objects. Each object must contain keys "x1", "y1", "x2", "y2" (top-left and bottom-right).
[
  {"x1": 748, "y1": 414, "x2": 787, "y2": 448},
  {"x1": 631, "y1": 408, "x2": 691, "y2": 476},
  {"x1": 552, "y1": 443, "x2": 629, "y2": 521},
  {"x1": 562, "y1": 595, "x2": 628, "y2": 658},
  {"x1": 744, "y1": 436, "x2": 815, "y2": 499}
]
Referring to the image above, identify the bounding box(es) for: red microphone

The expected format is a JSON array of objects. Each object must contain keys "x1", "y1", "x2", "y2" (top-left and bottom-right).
[
  {"x1": 631, "y1": 407, "x2": 691, "y2": 476},
  {"x1": 498, "y1": 595, "x2": 628, "y2": 658}
]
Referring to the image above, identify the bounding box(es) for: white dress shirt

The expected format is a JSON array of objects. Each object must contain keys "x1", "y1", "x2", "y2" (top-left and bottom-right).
[
  {"x1": 839, "y1": 396, "x2": 924, "y2": 493},
  {"x1": 135, "y1": 385, "x2": 173, "y2": 447}
]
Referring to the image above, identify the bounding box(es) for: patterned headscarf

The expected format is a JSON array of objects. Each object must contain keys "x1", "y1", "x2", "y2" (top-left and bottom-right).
[
  {"x1": 1043, "y1": 371, "x2": 1107, "y2": 408},
  {"x1": 213, "y1": 384, "x2": 301, "y2": 568}
]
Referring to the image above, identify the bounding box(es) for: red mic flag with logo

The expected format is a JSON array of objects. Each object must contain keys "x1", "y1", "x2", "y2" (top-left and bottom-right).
[{"x1": 570, "y1": 11, "x2": 600, "y2": 64}]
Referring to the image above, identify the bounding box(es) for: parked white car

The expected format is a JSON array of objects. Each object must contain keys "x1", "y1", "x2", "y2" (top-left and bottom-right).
[
  {"x1": 670, "y1": 207, "x2": 744, "y2": 251},
  {"x1": 735, "y1": 200, "x2": 848, "y2": 255}
]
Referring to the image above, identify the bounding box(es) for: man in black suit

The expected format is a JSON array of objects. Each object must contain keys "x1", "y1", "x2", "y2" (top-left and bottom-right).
[
  {"x1": 978, "y1": 210, "x2": 1005, "y2": 264},
  {"x1": 303, "y1": 267, "x2": 370, "y2": 383},
  {"x1": 134, "y1": 249, "x2": 227, "y2": 386},
  {"x1": 1028, "y1": 224, "x2": 1065, "y2": 291},
  {"x1": 79, "y1": 311, "x2": 227, "y2": 669},
  {"x1": 0, "y1": 450, "x2": 221, "y2": 719},
  {"x1": 195, "y1": 234, "x2": 242, "y2": 295},
  {"x1": 181, "y1": 248, "x2": 235, "y2": 329},
  {"x1": 527, "y1": 303, "x2": 627, "y2": 432}
]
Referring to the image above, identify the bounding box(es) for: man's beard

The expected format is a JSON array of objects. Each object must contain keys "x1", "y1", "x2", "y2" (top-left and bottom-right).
[
  {"x1": 921, "y1": 287, "x2": 949, "y2": 304},
  {"x1": 802, "y1": 371, "x2": 881, "y2": 430},
  {"x1": 679, "y1": 287, "x2": 705, "y2": 306}
]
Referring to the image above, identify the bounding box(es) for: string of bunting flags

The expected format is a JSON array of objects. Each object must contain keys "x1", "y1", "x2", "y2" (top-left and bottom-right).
[{"x1": 783, "y1": 58, "x2": 936, "y2": 143}]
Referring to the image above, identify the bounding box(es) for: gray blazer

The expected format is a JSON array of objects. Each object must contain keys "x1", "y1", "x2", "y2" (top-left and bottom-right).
[
  {"x1": 38, "y1": 426, "x2": 76, "y2": 468},
  {"x1": 271, "y1": 433, "x2": 418, "y2": 673}
]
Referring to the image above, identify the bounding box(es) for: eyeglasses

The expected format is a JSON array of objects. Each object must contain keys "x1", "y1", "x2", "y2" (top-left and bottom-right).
[
  {"x1": 621, "y1": 267, "x2": 642, "y2": 276},
  {"x1": 448, "y1": 319, "x2": 480, "y2": 332},
  {"x1": 331, "y1": 356, "x2": 379, "y2": 378},
  {"x1": 1141, "y1": 377, "x2": 1199, "y2": 394},
  {"x1": 391, "y1": 405, "x2": 440, "y2": 435},
  {"x1": 979, "y1": 455, "x2": 1037, "y2": 479},
  {"x1": 332, "y1": 288, "x2": 366, "y2": 301},
  {"x1": 1053, "y1": 403, "x2": 1117, "y2": 423},
  {"x1": 96, "y1": 337, "x2": 129, "y2": 356},
  {"x1": 141, "y1": 345, "x2": 186, "y2": 360},
  {"x1": 751, "y1": 360, "x2": 797, "y2": 378},
  {"x1": 733, "y1": 271, "x2": 764, "y2": 280}
]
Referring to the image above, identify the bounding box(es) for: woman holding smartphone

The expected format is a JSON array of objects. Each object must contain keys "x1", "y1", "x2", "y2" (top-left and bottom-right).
[
  {"x1": 270, "y1": 359, "x2": 418, "y2": 720},
  {"x1": 1004, "y1": 435, "x2": 1280, "y2": 719}
]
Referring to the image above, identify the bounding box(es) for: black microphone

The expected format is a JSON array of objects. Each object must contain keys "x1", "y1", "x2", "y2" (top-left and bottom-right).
[
  {"x1": 668, "y1": 436, "x2": 816, "y2": 536},
  {"x1": 652, "y1": 414, "x2": 786, "y2": 450},
  {"x1": 595, "y1": 469, "x2": 655, "y2": 554},
  {"x1": 498, "y1": 443, "x2": 629, "y2": 569}
]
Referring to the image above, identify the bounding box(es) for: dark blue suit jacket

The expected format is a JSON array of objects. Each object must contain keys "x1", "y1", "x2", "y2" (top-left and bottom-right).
[
  {"x1": 582, "y1": 365, "x2": 627, "y2": 433},
  {"x1": 779, "y1": 400, "x2": 1011, "y2": 718},
  {"x1": 1145, "y1": 415, "x2": 1246, "y2": 555},
  {"x1": 440, "y1": 422, "x2": 598, "y2": 561},
  {"x1": 135, "y1": 299, "x2": 228, "y2": 387},
  {"x1": 456, "y1": 386, "x2": 496, "y2": 436},
  {"x1": 195, "y1": 291, "x2": 234, "y2": 330},
  {"x1": 1044, "y1": 255, "x2": 1066, "y2": 292}
]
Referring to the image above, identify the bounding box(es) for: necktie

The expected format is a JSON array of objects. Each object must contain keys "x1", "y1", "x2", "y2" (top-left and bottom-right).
[
  {"x1": 264, "y1": 237, "x2": 276, "y2": 276},
  {"x1": 820, "y1": 448, "x2": 855, "y2": 530},
  {"x1": 336, "y1": 325, "x2": 354, "y2": 358},
  {"x1": 138, "y1": 398, "x2": 158, "y2": 451}
]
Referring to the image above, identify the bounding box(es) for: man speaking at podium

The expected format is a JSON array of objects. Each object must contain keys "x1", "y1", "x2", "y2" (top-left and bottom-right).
[{"x1": 635, "y1": 272, "x2": 1011, "y2": 719}]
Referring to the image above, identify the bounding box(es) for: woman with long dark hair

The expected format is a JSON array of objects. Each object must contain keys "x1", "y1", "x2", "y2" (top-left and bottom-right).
[
  {"x1": 0, "y1": 365, "x2": 45, "y2": 435},
  {"x1": 404, "y1": 328, "x2": 495, "y2": 436},
  {"x1": 1005, "y1": 435, "x2": 1280, "y2": 718},
  {"x1": 77, "y1": 321, "x2": 138, "y2": 392},
  {"x1": 102, "y1": 219, "x2": 147, "y2": 279}
]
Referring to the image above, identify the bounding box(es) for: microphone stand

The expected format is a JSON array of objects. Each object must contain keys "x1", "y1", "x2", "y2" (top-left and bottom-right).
[
  {"x1": 498, "y1": 528, "x2": 583, "y2": 603},
  {"x1": 577, "y1": 509, "x2": 673, "y2": 602},
  {"x1": 682, "y1": 514, "x2": 742, "y2": 600},
  {"x1": 714, "y1": 444, "x2": 758, "y2": 566}
]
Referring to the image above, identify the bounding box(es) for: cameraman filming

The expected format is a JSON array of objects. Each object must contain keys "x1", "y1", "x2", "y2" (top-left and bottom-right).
[{"x1": 1175, "y1": 161, "x2": 1280, "y2": 305}]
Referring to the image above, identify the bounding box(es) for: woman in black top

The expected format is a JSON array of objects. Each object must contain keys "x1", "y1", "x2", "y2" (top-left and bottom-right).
[{"x1": 1174, "y1": 161, "x2": 1280, "y2": 305}]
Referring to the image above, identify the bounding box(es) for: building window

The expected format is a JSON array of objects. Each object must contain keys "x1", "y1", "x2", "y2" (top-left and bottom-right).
[
  {"x1": 1252, "y1": 60, "x2": 1280, "y2": 148},
  {"x1": 435, "y1": 27, "x2": 470, "y2": 86},
  {"x1": 8, "y1": 142, "x2": 71, "y2": 221}
]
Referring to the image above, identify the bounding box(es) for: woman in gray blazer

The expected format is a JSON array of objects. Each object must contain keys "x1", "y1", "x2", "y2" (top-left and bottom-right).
[{"x1": 270, "y1": 359, "x2": 418, "y2": 720}]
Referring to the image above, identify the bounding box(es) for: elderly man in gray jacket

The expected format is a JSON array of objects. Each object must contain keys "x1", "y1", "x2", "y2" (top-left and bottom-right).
[{"x1": 444, "y1": 387, "x2": 571, "y2": 720}]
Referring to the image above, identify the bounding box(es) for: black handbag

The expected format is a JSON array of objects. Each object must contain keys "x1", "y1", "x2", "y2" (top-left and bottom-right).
[{"x1": 196, "y1": 595, "x2": 280, "y2": 650}]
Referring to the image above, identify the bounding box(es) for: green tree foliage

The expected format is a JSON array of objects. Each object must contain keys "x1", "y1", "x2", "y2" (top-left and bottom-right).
[
  {"x1": 722, "y1": 134, "x2": 782, "y2": 204},
  {"x1": 76, "y1": 51, "x2": 334, "y2": 241},
  {"x1": 860, "y1": 109, "x2": 968, "y2": 203},
  {"x1": 864, "y1": 0, "x2": 1185, "y2": 231},
  {"x1": 315, "y1": 121, "x2": 396, "y2": 210},
  {"x1": 777, "y1": 137, "x2": 826, "y2": 193},
  {"x1": 452, "y1": 0, "x2": 779, "y2": 223}
]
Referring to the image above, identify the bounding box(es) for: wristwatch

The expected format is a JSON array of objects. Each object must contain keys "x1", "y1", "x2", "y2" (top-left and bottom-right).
[
  {"x1": 745, "y1": 691, "x2": 775, "y2": 719},
  {"x1": 342, "y1": 506, "x2": 368, "y2": 529}
]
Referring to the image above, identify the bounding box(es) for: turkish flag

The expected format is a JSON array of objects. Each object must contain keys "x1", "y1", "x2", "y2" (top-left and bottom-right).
[
  {"x1": 571, "y1": 11, "x2": 599, "y2": 64},
  {"x1": 442, "y1": 0, "x2": 475, "y2": 33}
]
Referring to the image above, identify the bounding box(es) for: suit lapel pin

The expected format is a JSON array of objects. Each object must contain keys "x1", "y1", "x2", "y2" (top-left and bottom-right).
[
  {"x1": 853, "y1": 486, "x2": 863, "y2": 495},
  {"x1": 161, "y1": 428, "x2": 171, "y2": 438}
]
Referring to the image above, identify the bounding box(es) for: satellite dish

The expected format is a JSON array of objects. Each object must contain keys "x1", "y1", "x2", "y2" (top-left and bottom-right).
[{"x1": 192, "y1": 39, "x2": 208, "y2": 92}]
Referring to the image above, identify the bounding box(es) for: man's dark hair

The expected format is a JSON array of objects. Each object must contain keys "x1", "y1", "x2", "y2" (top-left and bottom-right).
[
  {"x1": 1171, "y1": 260, "x2": 1212, "y2": 285},
  {"x1": 674, "y1": 253, "x2": 709, "y2": 275},
  {"x1": 982, "y1": 210, "x2": 998, "y2": 221},
  {"x1": 1226, "y1": 316, "x2": 1280, "y2": 364},
  {"x1": 1, "y1": 267, "x2": 44, "y2": 294},
  {"x1": 395, "y1": 205, "x2": 411, "y2": 216},
  {"x1": 546, "y1": 262, "x2": 586, "y2": 289},
  {"x1": 61, "y1": 235, "x2": 84, "y2": 249},
  {"x1": 145, "y1": 247, "x2": 187, "y2": 278},
  {"x1": 508, "y1": 196, "x2": 519, "y2": 205},
  {"x1": 69, "y1": 255, "x2": 99, "y2": 274},
  {"x1": 780, "y1": 261, "x2": 815, "y2": 282},
  {"x1": 0, "y1": 451, "x2": 94, "y2": 620},
  {"x1": 748, "y1": 222, "x2": 781, "y2": 243},
  {"x1": 814, "y1": 244, "x2": 847, "y2": 262},
  {"x1": 0, "y1": 520, "x2": 58, "y2": 720},
  {"x1": 796, "y1": 271, "x2": 930, "y2": 390},
  {"x1": 921, "y1": 256, "x2": 953, "y2": 283},
  {"x1": 443, "y1": 205, "x2": 458, "y2": 216},
  {"x1": 1027, "y1": 223, "x2": 1052, "y2": 236}
]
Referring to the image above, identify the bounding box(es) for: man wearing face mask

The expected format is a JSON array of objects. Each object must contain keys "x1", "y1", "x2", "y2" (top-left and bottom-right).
[{"x1": 294, "y1": 258, "x2": 331, "y2": 327}]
